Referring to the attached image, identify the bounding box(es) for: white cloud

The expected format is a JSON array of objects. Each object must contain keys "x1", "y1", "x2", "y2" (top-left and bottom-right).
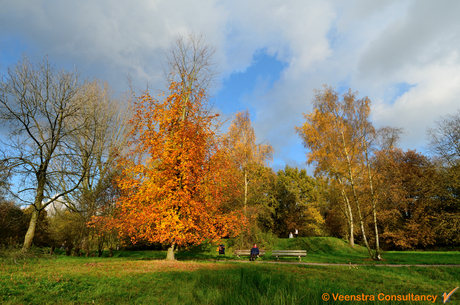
[
  {"x1": 1, "y1": 0, "x2": 460, "y2": 166},
  {"x1": 350, "y1": 0, "x2": 460, "y2": 150},
  {"x1": 0, "y1": 0, "x2": 230, "y2": 91}
]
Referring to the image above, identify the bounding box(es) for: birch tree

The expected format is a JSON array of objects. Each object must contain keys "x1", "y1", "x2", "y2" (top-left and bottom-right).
[
  {"x1": 226, "y1": 110, "x2": 274, "y2": 216},
  {"x1": 296, "y1": 86, "x2": 382, "y2": 260}
]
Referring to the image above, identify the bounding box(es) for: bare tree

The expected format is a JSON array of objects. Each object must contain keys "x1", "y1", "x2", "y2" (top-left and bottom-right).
[
  {"x1": 163, "y1": 32, "x2": 219, "y2": 117},
  {"x1": 0, "y1": 56, "x2": 97, "y2": 252},
  {"x1": 427, "y1": 110, "x2": 460, "y2": 166},
  {"x1": 0, "y1": 163, "x2": 10, "y2": 200},
  {"x1": 58, "y1": 80, "x2": 131, "y2": 255},
  {"x1": 376, "y1": 126, "x2": 404, "y2": 151}
]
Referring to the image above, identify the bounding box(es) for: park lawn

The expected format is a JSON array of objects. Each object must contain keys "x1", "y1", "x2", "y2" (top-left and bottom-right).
[{"x1": 1, "y1": 255, "x2": 460, "y2": 304}]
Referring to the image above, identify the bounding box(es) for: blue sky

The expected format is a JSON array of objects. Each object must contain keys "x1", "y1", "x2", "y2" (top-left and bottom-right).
[{"x1": 1, "y1": 0, "x2": 460, "y2": 173}]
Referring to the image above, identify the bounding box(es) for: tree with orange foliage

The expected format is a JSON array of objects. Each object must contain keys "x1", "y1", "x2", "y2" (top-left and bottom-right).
[
  {"x1": 374, "y1": 149, "x2": 438, "y2": 249},
  {"x1": 96, "y1": 82, "x2": 243, "y2": 260}
]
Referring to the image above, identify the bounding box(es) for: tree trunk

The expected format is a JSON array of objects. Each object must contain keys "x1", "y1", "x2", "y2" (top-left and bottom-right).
[
  {"x1": 166, "y1": 243, "x2": 176, "y2": 260},
  {"x1": 22, "y1": 174, "x2": 46, "y2": 252},
  {"x1": 372, "y1": 206, "x2": 381, "y2": 260},
  {"x1": 22, "y1": 209, "x2": 39, "y2": 252},
  {"x1": 364, "y1": 141, "x2": 381, "y2": 260},
  {"x1": 355, "y1": 203, "x2": 374, "y2": 259},
  {"x1": 66, "y1": 244, "x2": 73, "y2": 256},
  {"x1": 342, "y1": 189, "x2": 355, "y2": 247},
  {"x1": 338, "y1": 177, "x2": 354, "y2": 247},
  {"x1": 350, "y1": 172, "x2": 375, "y2": 259},
  {"x1": 346, "y1": 204, "x2": 354, "y2": 247},
  {"x1": 73, "y1": 247, "x2": 81, "y2": 257},
  {"x1": 244, "y1": 170, "x2": 248, "y2": 217},
  {"x1": 341, "y1": 131, "x2": 375, "y2": 259}
]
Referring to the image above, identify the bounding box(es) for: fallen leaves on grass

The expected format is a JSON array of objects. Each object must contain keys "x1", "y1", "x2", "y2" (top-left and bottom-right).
[{"x1": 73, "y1": 259, "x2": 235, "y2": 278}]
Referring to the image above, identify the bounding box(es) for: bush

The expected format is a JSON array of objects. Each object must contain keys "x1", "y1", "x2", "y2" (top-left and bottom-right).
[
  {"x1": 0, "y1": 244, "x2": 51, "y2": 263},
  {"x1": 228, "y1": 228, "x2": 278, "y2": 250}
]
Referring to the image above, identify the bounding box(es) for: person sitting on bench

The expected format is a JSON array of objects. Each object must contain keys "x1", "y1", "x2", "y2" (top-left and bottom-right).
[
  {"x1": 218, "y1": 244, "x2": 225, "y2": 255},
  {"x1": 250, "y1": 244, "x2": 259, "y2": 261}
]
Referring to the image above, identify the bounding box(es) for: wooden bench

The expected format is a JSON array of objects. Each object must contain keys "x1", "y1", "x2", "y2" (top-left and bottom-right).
[
  {"x1": 272, "y1": 250, "x2": 307, "y2": 261},
  {"x1": 234, "y1": 249, "x2": 266, "y2": 258}
]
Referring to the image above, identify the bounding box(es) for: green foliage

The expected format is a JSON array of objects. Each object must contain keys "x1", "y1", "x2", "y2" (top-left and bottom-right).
[
  {"x1": 228, "y1": 224, "x2": 279, "y2": 251},
  {"x1": 274, "y1": 166, "x2": 325, "y2": 237},
  {"x1": 0, "y1": 244, "x2": 51, "y2": 263},
  {"x1": 0, "y1": 200, "x2": 56, "y2": 249},
  {"x1": 0, "y1": 201, "x2": 28, "y2": 246},
  {"x1": 47, "y1": 173, "x2": 121, "y2": 257},
  {"x1": 247, "y1": 163, "x2": 278, "y2": 231},
  {"x1": 49, "y1": 208, "x2": 86, "y2": 255}
]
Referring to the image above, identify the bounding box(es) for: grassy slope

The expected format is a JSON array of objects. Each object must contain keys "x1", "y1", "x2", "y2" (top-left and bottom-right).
[
  {"x1": 176, "y1": 237, "x2": 460, "y2": 265},
  {"x1": 272, "y1": 237, "x2": 370, "y2": 263},
  {"x1": 286, "y1": 237, "x2": 460, "y2": 265}
]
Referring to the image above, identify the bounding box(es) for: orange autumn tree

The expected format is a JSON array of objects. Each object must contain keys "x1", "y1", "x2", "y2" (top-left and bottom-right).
[{"x1": 100, "y1": 81, "x2": 243, "y2": 260}]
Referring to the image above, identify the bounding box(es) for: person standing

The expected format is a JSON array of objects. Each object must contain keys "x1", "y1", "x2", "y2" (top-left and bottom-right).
[
  {"x1": 250, "y1": 244, "x2": 259, "y2": 261},
  {"x1": 295, "y1": 229, "x2": 298, "y2": 238}
]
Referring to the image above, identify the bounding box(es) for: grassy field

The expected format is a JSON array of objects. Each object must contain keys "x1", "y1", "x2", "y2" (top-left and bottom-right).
[{"x1": 1, "y1": 238, "x2": 460, "y2": 304}]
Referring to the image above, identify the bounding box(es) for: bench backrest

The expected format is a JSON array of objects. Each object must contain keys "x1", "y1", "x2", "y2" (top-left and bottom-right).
[
  {"x1": 272, "y1": 250, "x2": 307, "y2": 256},
  {"x1": 234, "y1": 250, "x2": 266, "y2": 255}
]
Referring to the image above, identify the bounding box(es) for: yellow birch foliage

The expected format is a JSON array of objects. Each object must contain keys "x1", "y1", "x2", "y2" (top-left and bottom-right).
[{"x1": 226, "y1": 110, "x2": 273, "y2": 169}]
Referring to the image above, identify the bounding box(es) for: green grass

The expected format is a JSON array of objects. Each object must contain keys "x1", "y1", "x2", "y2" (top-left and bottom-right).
[
  {"x1": 2, "y1": 237, "x2": 460, "y2": 304},
  {"x1": 1, "y1": 255, "x2": 459, "y2": 304}
]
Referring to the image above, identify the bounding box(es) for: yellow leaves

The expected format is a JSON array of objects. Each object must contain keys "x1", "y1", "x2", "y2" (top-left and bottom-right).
[
  {"x1": 296, "y1": 86, "x2": 372, "y2": 179},
  {"x1": 226, "y1": 110, "x2": 273, "y2": 168}
]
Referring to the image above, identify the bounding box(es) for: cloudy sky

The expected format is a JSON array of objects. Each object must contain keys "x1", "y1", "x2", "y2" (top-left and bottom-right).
[{"x1": 1, "y1": 0, "x2": 459, "y2": 172}]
